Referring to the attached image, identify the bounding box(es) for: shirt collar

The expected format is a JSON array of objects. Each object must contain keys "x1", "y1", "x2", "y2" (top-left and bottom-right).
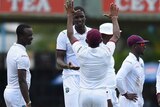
[
  {"x1": 129, "y1": 52, "x2": 139, "y2": 61},
  {"x1": 13, "y1": 43, "x2": 26, "y2": 51},
  {"x1": 73, "y1": 25, "x2": 89, "y2": 35}
]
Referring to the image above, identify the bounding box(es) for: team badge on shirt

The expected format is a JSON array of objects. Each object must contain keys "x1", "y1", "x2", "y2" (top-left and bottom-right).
[{"x1": 65, "y1": 87, "x2": 69, "y2": 93}]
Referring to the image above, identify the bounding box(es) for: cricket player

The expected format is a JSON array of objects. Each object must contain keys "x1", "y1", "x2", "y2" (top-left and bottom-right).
[
  {"x1": 99, "y1": 23, "x2": 120, "y2": 107},
  {"x1": 116, "y1": 35, "x2": 149, "y2": 107},
  {"x1": 56, "y1": 3, "x2": 92, "y2": 107},
  {"x1": 65, "y1": 1, "x2": 120, "y2": 107},
  {"x1": 3, "y1": 24, "x2": 33, "y2": 107}
]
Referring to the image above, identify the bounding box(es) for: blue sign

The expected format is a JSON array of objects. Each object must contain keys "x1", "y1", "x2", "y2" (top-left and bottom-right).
[{"x1": 144, "y1": 62, "x2": 159, "y2": 83}]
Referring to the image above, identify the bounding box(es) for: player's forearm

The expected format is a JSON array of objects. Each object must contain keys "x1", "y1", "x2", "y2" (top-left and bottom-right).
[
  {"x1": 56, "y1": 58, "x2": 69, "y2": 69},
  {"x1": 67, "y1": 14, "x2": 74, "y2": 43},
  {"x1": 67, "y1": 14, "x2": 77, "y2": 44},
  {"x1": 67, "y1": 14, "x2": 73, "y2": 37},
  {"x1": 19, "y1": 80, "x2": 31, "y2": 105},
  {"x1": 157, "y1": 93, "x2": 160, "y2": 104},
  {"x1": 110, "y1": 16, "x2": 120, "y2": 42},
  {"x1": 112, "y1": 16, "x2": 120, "y2": 38}
]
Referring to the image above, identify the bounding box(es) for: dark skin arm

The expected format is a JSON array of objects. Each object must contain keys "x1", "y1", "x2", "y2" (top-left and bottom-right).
[
  {"x1": 56, "y1": 1, "x2": 80, "y2": 71},
  {"x1": 55, "y1": 0, "x2": 79, "y2": 71},
  {"x1": 122, "y1": 92, "x2": 138, "y2": 102},
  {"x1": 65, "y1": 0, "x2": 78, "y2": 44},
  {"x1": 107, "y1": 99, "x2": 113, "y2": 107},
  {"x1": 104, "y1": 3, "x2": 120, "y2": 43},
  {"x1": 157, "y1": 93, "x2": 160, "y2": 106},
  {"x1": 56, "y1": 50, "x2": 80, "y2": 70},
  {"x1": 18, "y1": 69, "x2": 31, "y2": 107},
  {"x1": 56, "y1": 50, "x2": 68, "y2": 69}
]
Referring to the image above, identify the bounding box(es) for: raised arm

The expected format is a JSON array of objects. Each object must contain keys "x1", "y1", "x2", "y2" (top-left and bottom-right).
[
  {"x1": 107, "y1": 3, "x2": 120, "y2": 43},
  {"x1": 65, "y1": 0, "x2": 78, "y2": 44}
]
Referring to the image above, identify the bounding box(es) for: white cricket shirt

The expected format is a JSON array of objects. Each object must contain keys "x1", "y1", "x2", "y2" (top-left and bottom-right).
[
  {"x1": 56, "y1": 25, "x2": 91, "y2": 76},
  {"x1": 100, "y1": 43, "x2": 116, "y2": 89},
  {"x1": 156, "y1": 60, "x2": 160, "y2": 93},
  {"x1": 72, "y1": 41, "x2": 115, "y2": 89},
  {"x1": 116, "y1": 52, "x2": 145, "y2": 96},
  {"x1": 6, "y1": 43, "x2": 31, "y2": 89}
]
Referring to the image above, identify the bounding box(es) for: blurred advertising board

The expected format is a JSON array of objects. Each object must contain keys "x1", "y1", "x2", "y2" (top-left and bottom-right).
[
  {"x1": 103, "y1": 0, "x2": 160, "y2": 14},
  {"x1": 102, "y1": 0, "x2": 160, "y2": 20},
  {"x1": 0, "y1": 0, "x2": 160, "y2": 20},
  {"x1": 0, "y1": 0, "x2": 65, "y2": 15},
  {"x1": 144, "y1": 62, "x2": 159, "y2": 83}
]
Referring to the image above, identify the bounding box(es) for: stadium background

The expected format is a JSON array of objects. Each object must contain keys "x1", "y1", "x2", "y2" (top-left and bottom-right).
[{"x1": 0, "y1": 0, "x2": 160, "y2": 107}]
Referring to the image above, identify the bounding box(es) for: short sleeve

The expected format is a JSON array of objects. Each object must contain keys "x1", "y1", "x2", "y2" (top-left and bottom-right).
[
  {"x1": 106, "y1": 41, "x2": 116, "y2": 55},
  {"x1": 56, "y1": 30, "x2": 67, "y2": 50},
  {"x1": 72, "y1": 41, "x2": 83, "y2": 55},
  {"x1": 17, "y1": 54, "x2": 30, "y2": 70}
]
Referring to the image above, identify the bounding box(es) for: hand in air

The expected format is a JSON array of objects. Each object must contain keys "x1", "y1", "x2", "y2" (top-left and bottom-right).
[
  {"x1": 65, "y1": 0, "x2": 74, "y2": 14},
  {"x1": 65, "y1": 0, "x2": 81, "y2": 15},
  {"x1": 104, "y1": 3, "x2": 119, "y2": 19}
]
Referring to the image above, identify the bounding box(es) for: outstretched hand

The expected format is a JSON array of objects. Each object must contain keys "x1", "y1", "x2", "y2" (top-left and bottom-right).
[
  {"x1": 68, "y1": 62, "x2": 80, "y2": 70},
  {"x1": 104, "y1": 3, "x2": 119, "y2": 19},
  {"x1": 65, "y1": 0, "x2": 74, "y2": 14},
  {"x1": 65, "y1": 0, "x2": 81, "y2": 15}
]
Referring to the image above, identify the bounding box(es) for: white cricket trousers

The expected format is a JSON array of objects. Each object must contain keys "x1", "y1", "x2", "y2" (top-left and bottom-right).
[
  {"x1": 4, "y1": 88, "x2": 25, "y2": 107},
  {"x1": 119, "y1": 95, "x2": 144, "y2": 107},
  {"x1": 63, "y1": 75, "x2": 80, "y2": 107},
  {"x1": 79, "y1": 88, "x2": 107, "y2": 107}
]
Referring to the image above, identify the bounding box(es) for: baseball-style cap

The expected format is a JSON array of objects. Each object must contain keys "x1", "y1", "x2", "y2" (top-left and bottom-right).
[
  {"x1": 86, "y1": 29, "x2": 102, "y2": 47},
  {"x1": 99, "y1": 23, "x2": 121, "y2": 35},
  {"x1": 127, "y1": 35, "x2": 149, "y2": 47}
]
